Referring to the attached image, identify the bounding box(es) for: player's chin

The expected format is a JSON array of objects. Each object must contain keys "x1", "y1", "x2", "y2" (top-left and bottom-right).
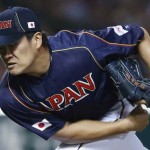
[
  {"x1": 9, "y1": 71, "x2": 21, "y2": 76},
  {"x1": 9, "y1": 68, "x2": 24, "y2": 76}
]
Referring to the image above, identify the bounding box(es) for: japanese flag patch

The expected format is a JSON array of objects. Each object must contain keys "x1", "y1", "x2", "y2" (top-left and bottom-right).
[
  {"x1": 32, "y1": 119, "x2": 52, "y2": 131},
  {"x1": 27, "y1": 22, "x2": 35, "y2": 29}
]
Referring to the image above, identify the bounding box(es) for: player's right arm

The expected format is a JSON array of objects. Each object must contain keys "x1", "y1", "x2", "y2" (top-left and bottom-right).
[{"x1": 52, "y1": 105, "x2": 149, "y2": 144}]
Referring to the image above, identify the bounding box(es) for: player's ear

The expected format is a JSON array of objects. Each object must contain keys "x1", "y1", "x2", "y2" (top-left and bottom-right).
[{"x1": 33, "y1": 32, "x2": 42, "y2": 49}]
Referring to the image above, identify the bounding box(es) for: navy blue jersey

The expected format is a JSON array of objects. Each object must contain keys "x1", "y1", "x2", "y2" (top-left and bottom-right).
[{"x1": 0, "y1": 24, "x2": 144, "y2": 140}]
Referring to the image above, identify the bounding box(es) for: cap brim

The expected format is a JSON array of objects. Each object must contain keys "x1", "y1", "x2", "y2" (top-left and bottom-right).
[{"x1": 0, "y1": 33, "x2": 25, "y2": 46}]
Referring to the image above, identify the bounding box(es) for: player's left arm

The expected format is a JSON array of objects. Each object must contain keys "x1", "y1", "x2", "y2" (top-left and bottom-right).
[
  {"x1": 138, "y1": 27, "x2": 150, "y2": 69},
  {"x1": 52, "y1": 107, "x2": 149, "y2": 144}
]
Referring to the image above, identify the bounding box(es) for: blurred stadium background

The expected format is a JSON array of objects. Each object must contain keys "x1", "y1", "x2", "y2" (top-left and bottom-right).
[{"x1": 0, "y1": 0, "x2": 150, "y2": 149}]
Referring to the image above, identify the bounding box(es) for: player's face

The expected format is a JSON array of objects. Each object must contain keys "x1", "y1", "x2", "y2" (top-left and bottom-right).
[{"x1": 0, "y1": 34, "x2": 41, "y2": 76}]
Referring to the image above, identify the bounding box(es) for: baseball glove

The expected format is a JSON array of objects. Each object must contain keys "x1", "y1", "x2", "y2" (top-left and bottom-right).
[{"x1": 105, "y1": 57, "x2": 150, "y2": 106}]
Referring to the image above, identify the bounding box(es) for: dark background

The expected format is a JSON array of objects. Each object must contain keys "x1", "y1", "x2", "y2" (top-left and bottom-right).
[{"x1": 0, "y1": 0, "x2": 150, "y2": 149}]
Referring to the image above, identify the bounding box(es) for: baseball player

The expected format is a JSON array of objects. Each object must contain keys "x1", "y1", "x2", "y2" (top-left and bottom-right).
[{"x1": 0, "y1": 6, "x2": 149, "y2": 150}]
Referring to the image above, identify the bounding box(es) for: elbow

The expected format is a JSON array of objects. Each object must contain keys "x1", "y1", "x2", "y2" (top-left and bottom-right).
[
  {"x1": 52, "y1": 135, "x2": 84, "y2": 145},
  {"x1": 52, "y1": 123, "x2": 85, "y2": 144}
]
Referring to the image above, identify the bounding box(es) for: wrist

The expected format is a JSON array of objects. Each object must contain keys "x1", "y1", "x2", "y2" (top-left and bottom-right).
[{"x1": 116, "y1": 118, "x2": 133, "y2": 133}]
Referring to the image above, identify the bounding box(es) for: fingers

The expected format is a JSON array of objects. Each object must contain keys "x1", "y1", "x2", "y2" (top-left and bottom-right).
[
  {"x1": 134, "y1": 100, "x2": 149, "y2": 114},
  {"x1": 131, "y1": 105, "x2": 148, "y2": 115},
  {"x1": 141, "y1": 104, "x2": 150, "y2": 115}
]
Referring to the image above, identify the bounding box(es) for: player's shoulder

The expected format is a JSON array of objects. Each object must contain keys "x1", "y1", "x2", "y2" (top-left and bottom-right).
[
  {"x1": 47, "y1": 30, "x2": 80, "y2": 50},
  {"x1": 47, "y1": 29, "x2": 103, "y2": 51}
]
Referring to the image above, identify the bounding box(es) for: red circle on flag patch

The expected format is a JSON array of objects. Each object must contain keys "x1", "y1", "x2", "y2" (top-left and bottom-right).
[{"x1": 38, "y1": 123, "x2": 45, "y2": 128}]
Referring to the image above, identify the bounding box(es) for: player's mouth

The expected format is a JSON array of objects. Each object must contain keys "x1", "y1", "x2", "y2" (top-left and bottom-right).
[{"x1": 7, "y1": 62, "x2": 16, "y2": 69}]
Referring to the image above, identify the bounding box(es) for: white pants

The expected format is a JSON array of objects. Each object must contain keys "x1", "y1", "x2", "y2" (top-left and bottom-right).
[{"x1": 56, "y1": 99, "x2": 149, "y2": 150}]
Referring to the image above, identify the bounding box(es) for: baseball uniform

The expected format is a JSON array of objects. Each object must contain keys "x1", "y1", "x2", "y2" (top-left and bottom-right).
[{"x1": 0, "y1": 24, "x2": 147, "y2": 149}]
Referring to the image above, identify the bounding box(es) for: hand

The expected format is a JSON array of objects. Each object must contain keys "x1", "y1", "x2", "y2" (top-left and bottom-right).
[{"x1": 125, "y1": 105, "x2": 149, "y2": 132}]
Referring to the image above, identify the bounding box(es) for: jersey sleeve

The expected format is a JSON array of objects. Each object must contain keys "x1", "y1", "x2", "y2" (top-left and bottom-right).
[
  {"x1": 51, "y1": 24, "x2": 144, "y2": 67},
  {"x1": 0, "y1": 73, "x2": 66, "y2": 140},
  {"x1": 80, "y1": 24, "x2": 144, "y2": 66},
  {"x1": 1, "y1": 106, "x2": 65, "y2": 140}
]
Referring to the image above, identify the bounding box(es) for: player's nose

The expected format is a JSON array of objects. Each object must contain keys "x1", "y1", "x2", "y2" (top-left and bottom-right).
[{"x1": 4, "y1": 48, "x2": 13, "y2": 60}]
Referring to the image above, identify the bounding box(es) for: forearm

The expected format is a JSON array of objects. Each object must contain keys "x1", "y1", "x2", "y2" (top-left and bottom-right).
[{"x1": 52, "y1": 119, "x2": 131, "y2": 144}]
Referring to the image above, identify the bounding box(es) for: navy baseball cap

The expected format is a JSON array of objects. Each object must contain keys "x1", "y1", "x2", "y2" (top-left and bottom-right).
[{"x1": 0, "y1": 6, "x2": 41, "y2": 46}]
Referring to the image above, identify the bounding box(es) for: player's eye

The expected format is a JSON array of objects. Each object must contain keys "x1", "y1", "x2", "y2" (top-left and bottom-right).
[
  {"x1": 0, "y1": 41, "x2": 19, "y2": 56},
  {"x1": 8, "y1": 43, "x2": 18, "y2": 51}
]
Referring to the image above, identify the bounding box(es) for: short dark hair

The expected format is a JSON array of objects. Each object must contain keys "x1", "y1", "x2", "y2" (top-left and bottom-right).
[{"x1": 25, "y1": 31, "x2": 49, "y2": 48}]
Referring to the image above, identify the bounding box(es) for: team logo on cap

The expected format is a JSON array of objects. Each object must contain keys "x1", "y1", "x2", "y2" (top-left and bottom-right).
[
  {"x1": 0, "y1": 20, "x2": 12, "y2": 29},
  {"x1": 27, "y1": 22, "x2": 35, "y2": 29},
  {"x1": 32, "y1": 119, "x2": 52, "y2": 131}
]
